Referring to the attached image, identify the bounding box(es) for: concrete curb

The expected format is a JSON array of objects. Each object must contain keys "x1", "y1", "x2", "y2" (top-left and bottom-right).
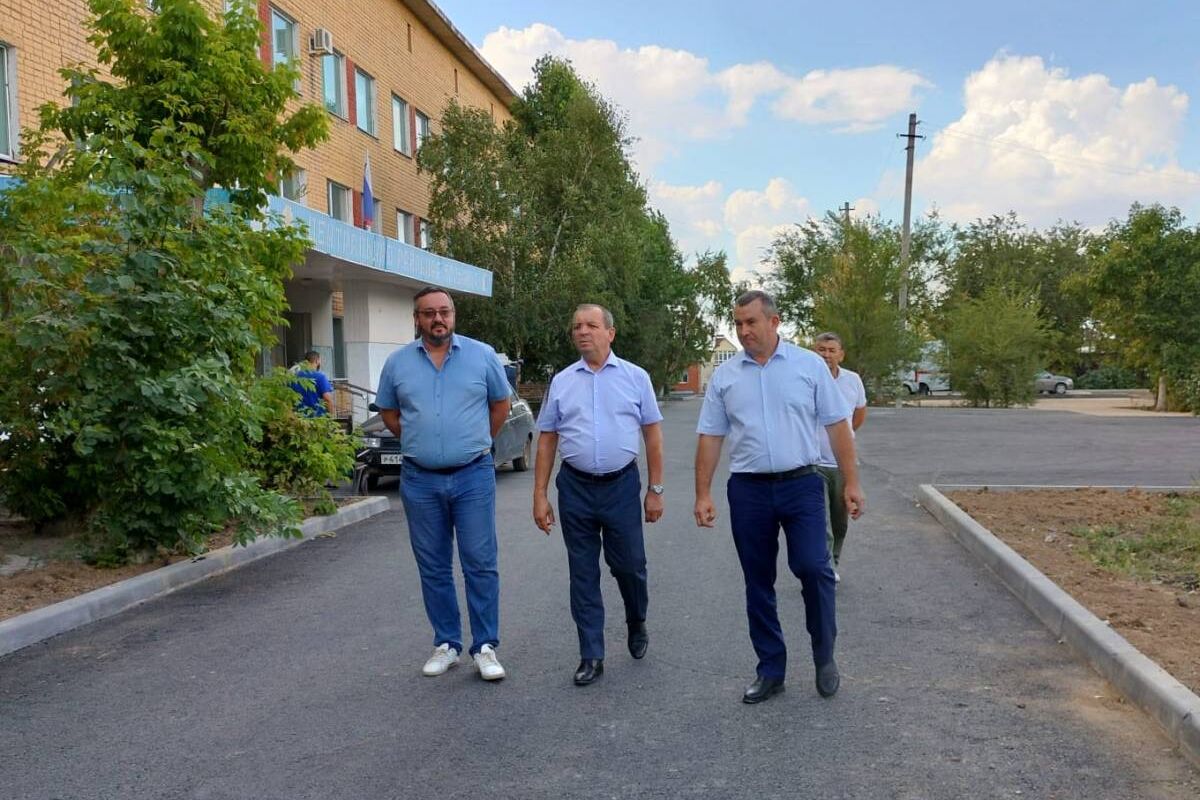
[
  {"x1": 917, "y1": 484, "x2": 1200, "y2": 769},
  {"x1": 0, "y1": 496, "x2": 391, "y2": 658}
]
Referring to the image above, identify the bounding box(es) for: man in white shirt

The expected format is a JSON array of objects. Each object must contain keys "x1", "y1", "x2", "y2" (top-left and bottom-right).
[{"x1": 812, "y1": 332, "x2": 868, "y2": 583}]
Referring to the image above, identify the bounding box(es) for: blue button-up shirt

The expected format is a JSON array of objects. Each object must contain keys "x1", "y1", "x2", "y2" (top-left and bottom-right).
[
  {"x1": 697, "y1": 340, "x2": 850, "y2": 474},
  {"x1": 537, "y1": 351, "x2": 663, "y2": 474},
  {"x1": 375, "y1": 334, "x2": 511, "y2": 469}
]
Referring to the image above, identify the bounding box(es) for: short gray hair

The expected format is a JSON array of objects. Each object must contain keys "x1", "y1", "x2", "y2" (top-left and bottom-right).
[
  {"x1": 735, "y1": 289, "x2": 778, "y2": 318},
  {"x1": 813, "y1": 331, "x2": 843, "y2": 346},
  {"x1": 575, "y1": 304, "x2": 614, "y2": 329}
]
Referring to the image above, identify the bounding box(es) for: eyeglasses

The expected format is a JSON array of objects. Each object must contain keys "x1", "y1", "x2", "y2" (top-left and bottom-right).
[{"x1": 417, "y1": 308, "x2": 455, "y2": 320}]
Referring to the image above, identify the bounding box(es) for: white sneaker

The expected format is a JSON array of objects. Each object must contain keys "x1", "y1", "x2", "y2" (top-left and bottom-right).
[
  {"x1": 473, "y1": 644, "x2": 506, "y2": 681},
  {"x1": 421, "y1": 643, "x2": 460, "y2": 676},
  {"x1": 834, "y1": 569, "x2": 842, "y2": 584}
]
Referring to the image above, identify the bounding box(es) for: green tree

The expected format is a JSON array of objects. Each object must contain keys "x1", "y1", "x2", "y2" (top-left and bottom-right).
[
  {"x1": 421, "y1": 56, "x2": 731, "y2": 386},
  {"x1": 942, "y1": 286, "x2": 1048, "y2": 408},
  {"x1": 936, "y1": 214, "x2": 1093, "y2": 374},
  {"x1": 765, "y1": 212, "x2": 931, "y2": 395},
  {"x1": 0, "y1": 0, "x2": 334, "y2": 563},
  {"x1": 765, "y1": 212, "x2": 943, "y2": 338},
  {"x1": 1088, "y1": 204, "x2": 1200, "y2": 412}
]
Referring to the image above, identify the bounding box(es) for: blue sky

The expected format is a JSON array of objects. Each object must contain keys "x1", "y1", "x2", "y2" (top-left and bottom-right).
[{"x1": 438, "y1": 0, "x2": 1200, "y2": 276}]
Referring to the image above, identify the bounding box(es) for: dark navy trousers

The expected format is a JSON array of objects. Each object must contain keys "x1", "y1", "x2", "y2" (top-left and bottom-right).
[
  {"x1": 727, "y1": 471, "x2": 837, "y2": 679},
  {"x1": 556, "y1": 463, "x2": 648, "y2": 660}
]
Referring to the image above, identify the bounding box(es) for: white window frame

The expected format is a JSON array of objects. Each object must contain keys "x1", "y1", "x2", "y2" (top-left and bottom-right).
[
  {"x1": 0, "y1": 43, "x2": 15, "y2": 161},
  {"x1": 279, "y1": 168, "x2": 307, "y2": 201},
  {"x1": 415, "y1": 110, "x2": 430, "y2": 150},
  {"x1": 397, "y1": 210, "x2": 414, "y2": 245},
  {"x1": 270, "y1": 8, "x2": 299, "y2": 69},
  {"x1": 355, "y1": 68, "x2": 376, "y2": 136},
  {"x1": 391, "y1": 95, "x2": 411, "y2": 156},
  {"x1": 326, "y1": 180, "x2": 351, "y2": 223},
  {"x1": 322, "y1": 51, "x2": 347, "y2": 118}
]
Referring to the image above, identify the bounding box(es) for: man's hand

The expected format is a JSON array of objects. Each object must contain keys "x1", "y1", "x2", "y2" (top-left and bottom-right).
[
  {"x1": 533, "y1": 492, "x2": 555, "y2": 534},
  {"x1": 694, "y1": 495, "x2": 718, "y2": 528},
  {"x1": 644, "y1": 491, "x2": 663, "y2": 523},
  {"x1": 843, "y1": 480, "x2": 866, "y2": 520}
]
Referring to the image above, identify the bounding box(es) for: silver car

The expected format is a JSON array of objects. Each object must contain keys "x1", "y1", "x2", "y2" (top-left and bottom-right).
[{"x1": 1034, "y1": 370, "x2": 1074, "y2": 395}]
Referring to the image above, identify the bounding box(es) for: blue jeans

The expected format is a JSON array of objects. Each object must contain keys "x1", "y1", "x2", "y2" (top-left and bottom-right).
[
  {"x1": 399, "y1": 454, "x2": 499, "y2": 656},
  {"x1": 727, "y1": 471, "x2": 837, "y2": 679},
  {"x1": 556, "y1": 464, "x2": 648, "y2": 660}
]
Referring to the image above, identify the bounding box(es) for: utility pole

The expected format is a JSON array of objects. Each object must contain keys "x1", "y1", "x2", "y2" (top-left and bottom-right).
[
  {"x1": 897, "y1": 113, "x2": 924, "y2": 315},
  {"x1": 839, "y1": 202, "x2": 854, "y2": 254}
]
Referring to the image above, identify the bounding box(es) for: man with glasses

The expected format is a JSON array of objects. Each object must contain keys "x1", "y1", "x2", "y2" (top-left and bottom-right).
[{"x1": 375, "y1": 286, "x2": 512, "y2": 681}]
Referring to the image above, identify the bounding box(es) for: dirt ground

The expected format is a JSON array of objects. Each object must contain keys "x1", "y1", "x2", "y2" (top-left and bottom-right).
[
  {"x1": 0, "y1": 498, "x2": 359, "y2": 622},
  {"x1": 947, "y1": 488, "x2": 1200, "y2": 695}
]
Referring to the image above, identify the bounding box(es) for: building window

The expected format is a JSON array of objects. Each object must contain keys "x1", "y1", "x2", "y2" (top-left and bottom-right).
[
  {"x1": 270, "y1": 8, "x2": 298, "y2": 69},
  {"x1": 279, "y1": 168, "x2": 306, "y2": 201},
  {"x1": 354, "y1": 69, "x2": 375, "y2": 135},
  {"x1": 391, "y1": 95, "x2": 410, "y2": 155},
  {"x1": 327, "y1": 180, "x2": 351, "y2": 222},
  {"x1": 714, "y1": 350, "x2": 735, "y2": 365},
  {"x1": 406, "y1": 23, "x2": 413, "y2": 53},
  {"x1": 415, "y1": 110, "x2": 430, "y2": 150},
  {"x1": 0, "y1": 44, "x2": 13, "y2": 160},
  {"x1": 418, "y1": 218, "x2": 431, "y2": 249},
  {"x1": 397, "y1": 210, "x2": 414, "y2": 245},
  {"x1": 453, "y1": 68, "x2": 459, "y2": 94},
  {"x1": 322, "y1": 52, "x2": 346, "y2": 117}
]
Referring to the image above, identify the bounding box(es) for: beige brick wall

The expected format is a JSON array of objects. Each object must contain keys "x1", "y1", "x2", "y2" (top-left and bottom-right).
[{"x1": 0, "y1": 0, "x2": 513, "y2": 242}]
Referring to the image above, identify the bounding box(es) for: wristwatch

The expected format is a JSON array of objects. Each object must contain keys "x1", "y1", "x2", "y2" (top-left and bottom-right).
[{"x1": 649, "y1": 484, "x2": 665, "y2": 495}]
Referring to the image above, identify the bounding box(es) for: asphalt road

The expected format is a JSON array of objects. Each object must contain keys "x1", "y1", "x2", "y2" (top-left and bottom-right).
[{"x1": 2, "y1": 400, "x2": 1198, "y2": 799}]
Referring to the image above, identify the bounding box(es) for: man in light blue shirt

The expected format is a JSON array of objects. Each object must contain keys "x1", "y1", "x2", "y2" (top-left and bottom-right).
[
  {"x1": 533, "y1": 304, "x2": 664, "y2": 686},
  {"x1": 375, "y1": 286, "x2": 512, "y2": 682},
  {"x1": 695, "y1": 290, "x2": 865, "y2": 704}
]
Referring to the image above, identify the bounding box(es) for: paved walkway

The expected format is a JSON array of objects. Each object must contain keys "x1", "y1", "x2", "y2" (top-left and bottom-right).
[{"x1": 2, "y1": 400, "x2": 1197, "y2": 799}]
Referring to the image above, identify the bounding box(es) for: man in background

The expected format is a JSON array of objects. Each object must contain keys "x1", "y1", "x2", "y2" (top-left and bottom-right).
[
  {"x1": 812, "y1": 332, "x2": 868, "y2": 583},
  {"x1": 290, "y1": 351, "x2": 335, "y2": 417}
]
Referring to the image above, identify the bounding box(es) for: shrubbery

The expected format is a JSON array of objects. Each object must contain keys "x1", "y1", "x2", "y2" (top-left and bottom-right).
[
  {"x1": 1076, "y1": 365, "x2": 1142, "y2": 390},
  {"x1": 942, "y1": 286, "x2": 1048, "y2": 408},
  {"x1": 0, "y1": 0, "x2": 336, "y2": 565}
]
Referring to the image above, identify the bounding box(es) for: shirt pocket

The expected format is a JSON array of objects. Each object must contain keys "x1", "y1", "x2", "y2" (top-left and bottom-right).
[{"x1": 784, "y1": 374, "x2": 817, "y2": 418}]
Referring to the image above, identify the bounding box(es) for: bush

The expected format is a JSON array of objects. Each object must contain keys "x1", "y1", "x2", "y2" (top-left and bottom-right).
[
  {"x1": 249, "y1": 371, "x2": 358, "y2": 506},
  {"x1": 1076, "y1": 365, "x2": 1142, "y2": 390},
  {"x1": 0, "y1": 0, "x2": 329, "y2": 564},
  {"x1": 942, "y1": 286, "x2": 1048, "y2": 408}
]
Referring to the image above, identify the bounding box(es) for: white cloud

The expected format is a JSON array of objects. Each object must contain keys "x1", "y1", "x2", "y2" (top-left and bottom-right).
[
  {"x1": 480, "y1": 24, "x2": 928, "y2": 171},
  {"x1": 649, "y1": 177, "x2": 814, "y2": 277},
  {"x1": 918, "y1": 55, "x2": 1200, "y2": 226}
]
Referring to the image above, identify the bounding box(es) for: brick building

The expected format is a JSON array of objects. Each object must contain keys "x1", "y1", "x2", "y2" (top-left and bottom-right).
[{"x1": 0, "y1": 0, "x2": 515, "y2": 417}]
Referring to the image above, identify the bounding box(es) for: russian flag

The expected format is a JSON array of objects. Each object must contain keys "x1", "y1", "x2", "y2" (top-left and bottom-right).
[{"x1": 362, "y1": 153, "x2": 375, "y2": 230}]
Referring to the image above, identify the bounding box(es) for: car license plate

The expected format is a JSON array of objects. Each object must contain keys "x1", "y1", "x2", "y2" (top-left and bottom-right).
[{"x1": 381, "y1": 454, "x2": 403, "y2": 465}]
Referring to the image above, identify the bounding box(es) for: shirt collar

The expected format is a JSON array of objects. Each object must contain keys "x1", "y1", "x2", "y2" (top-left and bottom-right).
[
  {"x1": 738, "y1": 338, "x2": 787, "y2": 366},
  {"x1": 572, "y1": 349, "x2": 619, "y2": 373},
  {"x1": 417, "y1": 333, "x2": 461, "y2": 354}
]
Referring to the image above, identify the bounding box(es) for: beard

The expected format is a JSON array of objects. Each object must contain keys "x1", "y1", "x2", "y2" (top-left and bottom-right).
[{"x1": 422, "y1": 323, "x2": 452, "y2": 345}]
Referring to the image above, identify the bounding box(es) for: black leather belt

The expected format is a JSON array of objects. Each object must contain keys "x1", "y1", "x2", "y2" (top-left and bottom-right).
[
  {"x1": 733, "y1": 465, "x2": 818, "y2": 482},
  {"x1": 562, "y1": 459, "x2": 637, "y2": 483},
  {"x1": 405, "y1": 453, "x2": 487, "y2": 475}
]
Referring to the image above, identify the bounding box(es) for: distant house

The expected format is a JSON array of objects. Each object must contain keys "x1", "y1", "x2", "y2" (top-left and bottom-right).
[{"x1": 672, "y1": 335, "x2": 739, "y2": 394}]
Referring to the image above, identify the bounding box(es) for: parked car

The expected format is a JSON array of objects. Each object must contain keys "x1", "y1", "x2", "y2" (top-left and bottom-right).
[
  {"x1": 1034, "y1": 370, "x2": 1074, "y2": 395},
  {"x1": 354, "y1": 358, "x2": 536, "y2": 492},
  {"x1": 901, "y1": 369, "x2": 951, "y2": 396}
]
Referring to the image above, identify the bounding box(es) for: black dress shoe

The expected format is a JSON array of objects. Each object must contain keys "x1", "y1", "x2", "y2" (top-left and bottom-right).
[
  {"x1": 816, "y1": 659, "x2": 840, "y2": 698},
  {"x1": 742, "y1": 675, "x2": 785, "y2": 704},
  {"x1": 574, "y1": 659, "x2": 604, "y2": 686},
  {"x1": 627, "y1": 621, "x2": 649, "y2": 659}
]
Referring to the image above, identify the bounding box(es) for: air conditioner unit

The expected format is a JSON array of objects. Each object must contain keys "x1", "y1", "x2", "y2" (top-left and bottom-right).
[{"x1": 309, "y1": 28, "x2": 334, "y2": 56}]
